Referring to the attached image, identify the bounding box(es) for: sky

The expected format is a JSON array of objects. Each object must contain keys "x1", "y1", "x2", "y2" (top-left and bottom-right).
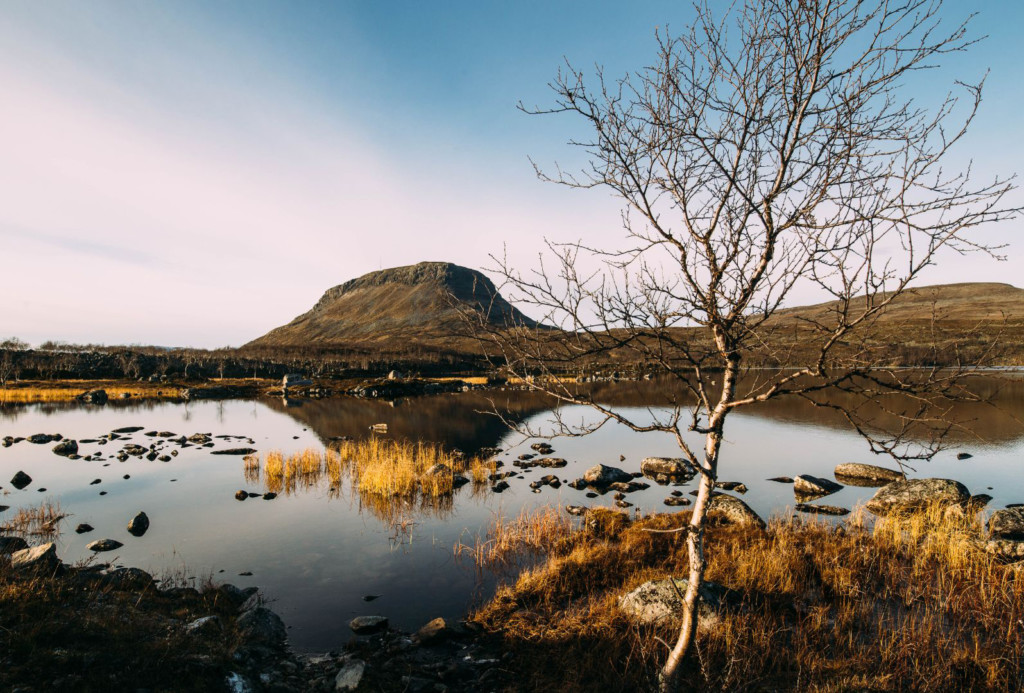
[{"x1": 1, "y1": 1, "x2": 1021, "y2": 348}]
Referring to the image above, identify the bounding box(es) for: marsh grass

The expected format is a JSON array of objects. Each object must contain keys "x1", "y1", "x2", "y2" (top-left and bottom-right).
[
  {"x1": 1, "y1": 500, "x2": 66, "y2": 537},
  {"x1": 0, "y1": 381, "x2": 185, "y2": 403},
  {"x1": 469, "y1": 504, "x2": 1024, "y2": 691}
]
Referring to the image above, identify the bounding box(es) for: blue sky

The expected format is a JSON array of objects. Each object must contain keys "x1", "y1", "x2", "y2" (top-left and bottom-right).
[{"x1": 1, "y1": 1, "x2": 1020, "y2": 347}]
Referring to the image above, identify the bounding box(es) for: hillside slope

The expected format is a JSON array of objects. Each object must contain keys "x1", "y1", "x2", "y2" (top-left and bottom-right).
[{"x1": 247, "y1": 262, "x2": 536, "y2": 348}]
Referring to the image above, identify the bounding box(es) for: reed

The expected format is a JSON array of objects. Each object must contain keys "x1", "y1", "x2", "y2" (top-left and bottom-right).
[{"x1": 1, "y1": 500, "x2": 66, "y2": 537}]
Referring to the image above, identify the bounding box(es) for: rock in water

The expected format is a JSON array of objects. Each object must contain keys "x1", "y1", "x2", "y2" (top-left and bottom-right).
[
  {"x1": 86, "y1": 539, "x2": 124, "y2": 552},
  {"x1": 236, "y1": 607, "x2": 287, "y2": 647},
  {"x1": 349, "y1": 615, "x2": 389, "y2": 634},
  {"x1": 834, "y1": 463, "x2": 904, "y2": 485},
  {"x1": 10, "y1": 470, "x2": 32, "y2": 490},
  {"x1": 640, "y1": 457, "x2": 694, "y2": 480},
  {"x1": 793, "y1": 474, "x2": 843, "y2": 497},
  {"x1": 52, "y1": 439, "x2": 79, "y2": 456},
  {"x1": 127, "y1": 511, "x2": 150, "y2": 537},
  {"x1": 865, "y1": 478, "x2": 969, "y2": 515},
  {"x1": 582, "y1": 464, "x2": 633, "y2": 487},
  {"x1": 795, "y1": 503, "x2": 850, "y2": 516}
]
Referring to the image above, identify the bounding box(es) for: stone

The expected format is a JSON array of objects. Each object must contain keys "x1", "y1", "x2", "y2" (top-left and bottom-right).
[
  {"x1": 834, "y1": 463, "x2": 904, "y2": 485},
  {"x1": 664, "y1": 496, "x2": 692, "y2": 507},
  {"x1": 865, "y1": 478, "x2": 970, "y2": 515},
  {"x1": 640, "y1": 457, "x2": 694, "y2": 480},
  {"x1": 334, "y1": 660, "x2": 366, "y2": 691},
  {"x1": 415, "y1": 617, "x2": 452, "y2": 646},
  {"x1": 793, "y1": 474, "x2": 843, "y2": 497},
  {"x1": 985, "y1": 539, "x2": 1024, "y2": 563},
  {"x1": 968, "y1": 494, "x2": 993, "y2": 511},
  {"x1": 795, "y1": 503, "x2": 850, "y2": 516},
  {"x1": 768, "y1": 476, "x2": 793, "y2": 483},
  {"x1": 957, "y1": 452, "x2": 973, "y2": 460},
  {"x1": 582, "y1": 464, "x2": 633, "y2": 487},
  {"x1": 565, "y1": 505, "x2": 589, "y2": 516},
  {"x1": 10, "y1": 470, "x2": 32, "y2": 490},
  {"x1": 707, "y1": 493, "x2": 766, "y2": 529},
  {"x1": 86, "y1": 539, "x2": 124, "y2": 552},
  {"x1": 103, "y1": 567, "x2": 154, "y2": 589},
  {"x1": 185, "y1": 615, "x2": 222, "y2": 636},
  {"x1": 988, "y1": 507, "x2": 1024, "y2": 540},
  {"x1": 113, "y1": 426, "x2": 144, "y2": 433},
  {"x1": 387, "y1": 370, "x2": 404, "y2": 380},
  {"x1": 235, "y1": 490, "x2": 249, "y2": 501},
  {"x1": 618, "y1": 578, "x2": 724, "y2": 632},
  {"x1": 263, "y1": 493, "x2": 277, "y2": 500},
  {"x1": 10, "y1": 542, "x2": 58, "y2": 571},
  {"x1": 77, "y1": 389, "x2": 108, "y2": 404},
  {"x1": 211, "y1": 448, "x2": 257, "y2": 456},
  {"x1": 127, "y1": 511, "x2": 150, "y2": 537},
  {"x1": 491, "y1": 481, "x2": 510, "y2": 493},
  {"x1": 0, "y1": 536, "x2": 30, "y2": 554},
  {"x1": 52, "y1": 439, "x2": 79, "y2": 456},
  {"x1": 236, "y1": 607, "x2": 287, "y2": 647},
  {"x1": 283, "y1": 373, "x2": 312, "y2": 388},
  {"x1": 75, "y1": 523, "x2": 94, "y2": 534},
  {"x1": 27, "y1": 433, "x2": 58, "y2": 444},
  {"x1": 349, "y1": 615, "x2": 388, "y2": 634},
  {"x1": 716, "y1": 481, "x2": 747, "y2": 493}
]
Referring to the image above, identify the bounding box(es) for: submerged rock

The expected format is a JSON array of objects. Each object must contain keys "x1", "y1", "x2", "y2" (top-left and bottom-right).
[
  {"x1": 52, "y1": 439, "x2": 79, "y2": 456},
  {"x1": 349, "y1": 615, "x2": 389, "y2": 634},
  {"x1": 795, "y1": 503, "x2": 850, "y2": 516},
  {"x1": 211, "y1": 447, "x2": 257, "y2": 456},
  {"x1": 75, "y1": 523, "x2": 94, "y2": 534},
  {"x1": 865, "y1": 478, "x2": 969, "y2": 515}
]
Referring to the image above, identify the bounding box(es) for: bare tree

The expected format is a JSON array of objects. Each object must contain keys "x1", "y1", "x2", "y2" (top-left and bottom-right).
[{"x1": 492, "y1": 1, "x2": 1017, "y2": 689}]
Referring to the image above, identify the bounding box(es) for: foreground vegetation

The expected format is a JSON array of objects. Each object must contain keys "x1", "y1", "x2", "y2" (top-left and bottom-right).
[{"x1": 465, "y1": 504, "x2": 1024, "y2": 692}]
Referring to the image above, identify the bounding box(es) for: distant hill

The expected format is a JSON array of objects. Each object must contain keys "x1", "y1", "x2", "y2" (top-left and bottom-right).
[
  {"x1": 247, "y1": 262, "x2": 537, "y2": 348},
  {"x1": 772, "y1": 282, "x2": 1024, "y2": 325}
]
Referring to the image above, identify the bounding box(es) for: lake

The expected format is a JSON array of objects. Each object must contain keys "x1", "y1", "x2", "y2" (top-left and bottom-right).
[{"x1": 2, "y1": 375, "x2": 1023, "y2": 652}]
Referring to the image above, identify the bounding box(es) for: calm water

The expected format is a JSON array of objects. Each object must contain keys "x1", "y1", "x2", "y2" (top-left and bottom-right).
[{"x1": 2, "y1": 378, "x2": 1024, "y2": 652}]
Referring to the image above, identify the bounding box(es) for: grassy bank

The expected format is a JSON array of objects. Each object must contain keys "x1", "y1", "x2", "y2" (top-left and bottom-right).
[{"x1": 465, "y1": 504, "x2": 1024, "y2": 692}]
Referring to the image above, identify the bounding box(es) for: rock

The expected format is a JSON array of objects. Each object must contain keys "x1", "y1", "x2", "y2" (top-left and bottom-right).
[
  {"x1": 707, "y1": 493, "x2": 766, "y2": 529},
  {"x1": 86, "y1": 539, "x2": 124, "y2": 552},
  {"x1": 491, "y1": 481, "x2": 510, "y2": 493},
  {"x1": 640, "y1": 457, "x2": 694, "y2": 480},
  {"x1": 185, "y1": 615, "x2": 222, "y2": 636},
  {"x1": 236, "y1": 607, "x2": 287, "y2": 647},
  {"x1": 768, "y1": 476, "x2": 793, "y2": 483},
  {"x1": 387, "y1": 370, "x2": 404, "y2": 380},
  {"x1": 834, "y1": 463, "x2": 905, "y2": 485},
  {"x1": 113, "y1": 426, "x2": 144, "y2": 433},
  {"x1": 211, "y1": 448, "x2": 257, "y2": 456},
  {"x1": 77, "y1": 389, "x2": 108, "y2": 404},
  {"x1": 988, "y1": 507, "x2": 1024, "y2": 540},
  {"x1": 334, "y1": 659, "x2": 366, "y2": 691},
  {"x1": 415, "y1": 617, "x2": 452, "y2": 646},
  {"x1": 0, "y1": 536, "x2": 30, "y2": 554},
  {"x1": 75, "y1": 523, "x2": 94, "y2": 534},
  {"x1": 968, "y1": 494, "x2": 993, "y2": 511},
  {"x1": 10, "y1": 470, "x2": 32, "y2": 490},
  {"x1": 283, "y1": 373, "x2": 312, "y2": 388},
  {"x1": 235, "y1": 490, "x2": 249, "y2": 501},
  {"x1": 225, "y1": 672, "x2": 254, "y2": 693},
  {"x1": 583, "y1": 464, "x2": 633, "y2": 487},
  {"x1": 52, "y1": 439, "x2": 79, "y2": 456},
  {"x1": 716, "y1": 481, "x2": 747, "y2": 493},
  {"x1": 370, "y1": 423, "x2": 388, "y2": 433},
  {"x1": 127, "y1": 511, "x2": 150, "y2": 537},
  {"x1": 795, "y1": 503, "x2": 850, "y2": 516},
  {"x1": 664, "y1": 496, "x2": 692, "y2": 507},
  {"x1": 27, "y1": 433, "x2": 58, "y2": 444},
  {"x1": 263, "y1": 493, "x2": 277, "y2": 500},
  {"x1": 957, "y1": 452, "x2": 973, "y2": 460},
  {"x1": 349, "y1": 615, "x2": 388, "y2": 634},
  {"x1": 11, "y1": 542, "x2": 59, "y2": 571},
  {"x1": 793, "y1": 474, "x2": 843, "y2": 497},
  {"x1": 565, "y1": 505, "x2": 589, "y2": 516},
  {"x1": 103, "y1": 567, "x2": 154, "y2": 589},
  {"x1": 618, "y1": 578, "x2": 724, "y2": 632},
  {"x1": 865, "y1": 478, "x2": 970, "y2": 515},
  {"x1": 985, "y1": 539, "x2": 1024, "y2": 563}
]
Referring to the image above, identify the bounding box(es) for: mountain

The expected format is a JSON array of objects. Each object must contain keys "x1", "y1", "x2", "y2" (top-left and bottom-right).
[
  {"x1": 247, "y1": 262, "x2": 537, "y2": 348},
  {"x1": 772, "y1": 282, "x2": 1024, "y2": 325}
]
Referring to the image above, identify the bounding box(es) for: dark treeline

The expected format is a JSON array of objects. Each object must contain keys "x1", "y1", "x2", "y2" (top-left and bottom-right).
[{"x1": 0, "y1": 342, "x2": 491, "y2": 384}]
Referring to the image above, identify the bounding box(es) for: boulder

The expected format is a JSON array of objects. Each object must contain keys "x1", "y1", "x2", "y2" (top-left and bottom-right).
[
  {"x1": 387, "y1": 370, "x2": 404, "y2": 380},
  {"x1": 415, "y1": 617, "x2": 452, "y2": 646},
  {"x1": 988, "y1": 507, "x2": 1024, "y2": 540},
  {"x1": 10, "y1": 470, "x2": 32, "y2": 490},
  {"x1": 103, "y1": 567, "x2": 154, "y2": 589},
  {"x1": 335, "y1": 660, "x2": 366, "y2": 691},
  {"x1": 86, "y1": 538, "x2": 124, "y2": 552},
  {"x1": 865, "y1": 478, "x2": 970, "y2": 515},
  {"x1": 618, "y1": 578, "x2": 724, "y2": 632},
  {"x1": 236, "y1": 606, "x2": 287, "y2": 647},
  {"x1": 77, "y1": 389, "x2": 108, "y2": 404},
  {"x1": 27, "y1": 433, "x2": 59, "y2": 444},
  {"x1": 282, "y1": 373, "x2": 312, "y2": 388},
  {"x1": 985, "y1": 539, "x2": 1024, "y2": 563},
  {"x1": 185, "y1": 615, "x2": 222, "y2": 636},
  {"x1": 52, "y1": 439, "x2": 79, "y2": 456},
  {"x1": 127, "y1": 511, "x2": 150, "y2": 537},
  {"x1": 834, "y1": 463, "x2": 904, "y2": 485},
  {"x1": 583, "y1": 464, "x2": 633, "y2": 487},
  {"x1": 707, "y1": 493, "x2": 766, "y2": 529},
  {"x1": 640, "y1": 457, "x2": 694, "y2": 480},
  {"x1": 10, "y1": 542, "x2": 59, "y2": 571},
  {"x1": 664, "y1": 496, "x2": 692, "y2": 507},
  {"x1": 793, "y1": 474, "x2": 843, "y2": 497},
  {"x1": 349, "y1": 615, "x2": 388, "y2": 634}
]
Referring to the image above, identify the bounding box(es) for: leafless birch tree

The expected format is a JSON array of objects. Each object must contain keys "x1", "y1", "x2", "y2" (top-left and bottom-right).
[{"x1": 492, "y1": 1, "x2": 1017, "y2": 689}]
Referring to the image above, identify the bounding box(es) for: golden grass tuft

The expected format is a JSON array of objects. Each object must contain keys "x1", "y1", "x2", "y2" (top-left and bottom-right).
[{"x1": 1, "y1": 500, "x2": 66, "y2": 537}]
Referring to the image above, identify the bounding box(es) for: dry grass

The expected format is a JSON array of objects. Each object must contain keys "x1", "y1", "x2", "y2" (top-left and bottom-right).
[
  {"x1": 0, "y1": 381, "x2": 186, "y2": 403},
  {"x1": 1, "y1": 500, "x2": 66, "y2": 537},
  {"x1": 469, "y1": 504, "x2": 1024, "y2": 692}
]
